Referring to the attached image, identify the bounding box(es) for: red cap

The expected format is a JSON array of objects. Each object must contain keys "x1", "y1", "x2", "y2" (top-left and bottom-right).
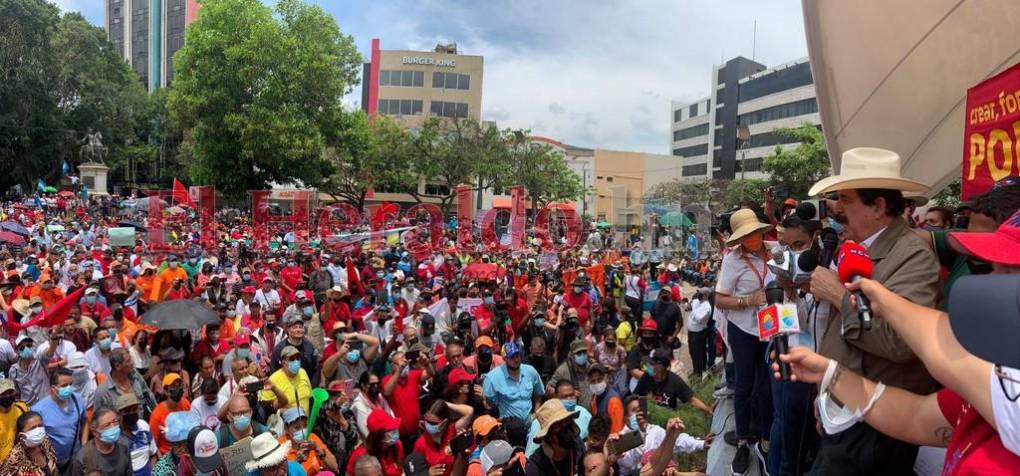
[
  {"x1": 447, "y1": 368, "x2": 475, "y2": 386},
  {"x1": 783, "y1": 198, "x2": 798, "y2": 207},
  {"x1": 366, "y1": 409, "x2": 400, "y2": 433},
  {"x1": 327, "y1": 380, "x2": 345, "y2": 393},
  {"x1": 241, "y1": 286, "x2": 257, "y2": 294},
  {"x1": 949, "y1": 209, "x2": 1020, "y2": 266},
  {"x1": 234, "y1": 333, "x2": 251, "y2": 346},
  {"x1": 639, "y1": 319, "x2": 658, "y2": 332}
]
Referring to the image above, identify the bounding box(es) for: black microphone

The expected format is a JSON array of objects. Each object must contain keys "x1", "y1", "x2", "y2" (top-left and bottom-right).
[
  {"x1": 764, "y1": 281, "x2": 792, "y2": 380},
  {"x1": 794, "y1": 202, "x2": 818, "y2": 221},
  {"x1": 817, "y1": 229, "x2": 839, "y2": 269},
  {"x1": 797, "y1": 249, "x2": 819, "y2": 272}
]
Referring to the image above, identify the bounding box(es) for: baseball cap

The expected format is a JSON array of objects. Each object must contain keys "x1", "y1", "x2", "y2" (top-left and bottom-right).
[
  {"x1": 164, "y1": 411, "x2": 199, "y2": 443},
  {"x1": 0, "y1": 379, "x2": 15, "y2": 394},
  {"x1": 639, "y1": 319, "x2": 658, "y2": 332},
  {"x1": 116, "y1": 392, "x2": 140, "y2": 411},
  {"x1": 281, "y1": 406, "x2": 307, "y2": 424},
  {"x1": 162, "y1": 373, "x2": 183, "y2": 387},
  {"x1": 241, "y1": 286, "x2": 257, "y2": 294},
  {"x1": 472, "y1": 415, "x2": 501, "y2": 437},
  {"x1": 650, "y1": 348, "x2": 672, "y2": 366},
  {"x1": 187, "y1": 426, "x2": 224, "y2": 473},
  {"x1": 569, "y1": 340, "x2": 587, "y2": 355},
  {"x1": 480, "y1": 440, "x2": 515, "y2": 473},
  {"x1": 474, "y1": 336, "x2": 494, "y2": 349},
  {"x1": 84, "y1": 287, "x2": 98, "y2": 295},
  {"x1": 280, "y1": 346, "x2": 301, "y2": 359},
  {"x1": 447, "y1": 368, "x2": 474, "y2": 387},
  {"x1": 404, "y1": 452, "x2": 430, "y2": 476},
  {"x1": 949, "y1": 209, "x2": 1020, "y2": 266},
  {"x1": 28, "y1": 296, "x2": 42, "y2": 306},
  {"x1": 15, "y1": 334, "x2": 33, "y2": 347},
  {"x1": 233, "y1": 333, "x2": 251, "y2": 346},
  {"x1": 502, "y1": 342, "x2": 522, "y2": 359},
  {"x1": 948, "y1": 274, "x2": 1020, "y2": 368},
  {"x1": 65, "y1": 351, "x2": 90, "y2": 369},
  {"x1": 366, "y1": 409, "x2": 399, "y2": 433}
]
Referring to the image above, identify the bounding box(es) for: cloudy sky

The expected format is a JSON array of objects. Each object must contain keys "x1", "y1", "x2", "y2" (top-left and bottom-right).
[{"x1": 61, "y1": 0, "x2": 808, "y2": 154}]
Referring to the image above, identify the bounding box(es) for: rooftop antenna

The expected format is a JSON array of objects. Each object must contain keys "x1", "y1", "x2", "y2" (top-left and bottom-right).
[{"x1": 752, "y1": 19, "x2": 757, "y2": 61}]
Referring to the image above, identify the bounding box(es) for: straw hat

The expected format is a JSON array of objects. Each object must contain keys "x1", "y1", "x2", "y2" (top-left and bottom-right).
[
  {"x1": 808, "y1": 147, "x2": 930, "y2": 196},
  {"x1": 245, "y1": 432, "x2": 292, "y2": 471},
  {"x1": 725, "y1": 209, "x2": 772, "y2": 247},
  {"x1": 532, "y1": 399, "x2": 578, "y2": 441}
]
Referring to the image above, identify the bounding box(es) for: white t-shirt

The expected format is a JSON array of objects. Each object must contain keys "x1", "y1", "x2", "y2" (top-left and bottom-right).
[
  {"x1": 190, "y1": 395, "x2": 228, "y2": 431},
  {"x1": 34, "y1": 340, "x2": 77, "y2": 362},
  {"x1": 688, "y1": 299, "x2": 713, "y2": 332},
  {"x1": 254, "y1": 289, "x2": 281, "y2": 309},
  {"x1": 128, "y1": 419, "x2": 157, "y2": 472},
  {"x1": 715, "y1": 248, "x2": 774, "y2": 337}
]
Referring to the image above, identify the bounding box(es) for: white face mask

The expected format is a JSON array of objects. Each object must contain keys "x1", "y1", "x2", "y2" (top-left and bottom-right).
[
  {"x1": 22, "y1": 427, "x2": 46, "y2": 447},
  {"x1": 816, "y1": 384, "x2": 886, "y2": 435},
  {"x1": 991, "y1": 365, "x2": 1020, "y2": 456},
  {"x1": 589, "y1": 382, "x2": 607, "y2": 396}
]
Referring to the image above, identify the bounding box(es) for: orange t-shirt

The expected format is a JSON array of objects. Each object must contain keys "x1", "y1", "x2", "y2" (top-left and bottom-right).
[
  {"x1": 282, "y1": 433, "x2": 333, "y2": 475},
  {"x1": 149, "y1": 399, "x2": 191, "y2": 455}
]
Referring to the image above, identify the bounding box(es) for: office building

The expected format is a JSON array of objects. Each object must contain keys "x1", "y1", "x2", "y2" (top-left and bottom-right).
[
  {"x1": 362, "y1": 38, "x2": 484, "y2": 128},
  {"x1": 670, "y1": 56, "x2": 819, "y2": 180},
  {"x1": 105, "y1": 0, "x2": 200, "y2": 91}
]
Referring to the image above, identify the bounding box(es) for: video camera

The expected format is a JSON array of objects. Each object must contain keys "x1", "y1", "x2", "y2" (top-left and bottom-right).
[{"x1": 794, "y1": 199, "x2": 828, "y2": 222}]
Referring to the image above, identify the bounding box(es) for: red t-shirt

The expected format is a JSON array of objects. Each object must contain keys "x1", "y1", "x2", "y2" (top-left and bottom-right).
[
  {"x1": 413, "y1": 424, "x2": 458, "y2": 476},
  {"x1": 937, "y1": 388, "x2": 1020, "y2": 475},
  {"x1": 383, "y1": 369, "x2": 424, "y2": 436},
  {"x1": 472, "y1": 305, "x2": 494, "y2": 332},
  {"x1": 561, "y1": 291, "x2": 593, "y2": 326},
  {"x1": 347, "y1": 443, "x2": 404, "y2": 476}
]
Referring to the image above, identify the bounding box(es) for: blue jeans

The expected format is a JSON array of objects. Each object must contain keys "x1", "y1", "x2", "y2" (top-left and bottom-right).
[
  {"x1": 728, "y1": 321, "x2": 773, "y2": 441},
  {"x1": 768, "y1": 377, "x2": 819, "y2": 475}
]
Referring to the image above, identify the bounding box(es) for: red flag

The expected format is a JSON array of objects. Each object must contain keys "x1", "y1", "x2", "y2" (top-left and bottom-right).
[
  {"x1": 6, "y1": 286, "x2": 87, "y2": 334},
  {"x1": 172, "y1": 178, "x2": 197, "y2": 209},
  {"x1": 346, "y1": 256, "x2": 364, "y2": 296}
]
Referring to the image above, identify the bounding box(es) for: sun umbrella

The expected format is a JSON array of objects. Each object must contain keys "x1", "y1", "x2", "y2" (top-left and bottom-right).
[
  {"x1": 659, "y1": 211, "x2": 694, "y2": 227},
  {"x1": 597, "y1": 221, "x2": 611, "y2": 228},
  {"x1": 140, "y1": 299, "x2": 220, "y2": 331},
  {"x1": 462, "y1": 263, "x2": 505, "y2": 281},
  {"x1": 117, "y1": 221, "x2": 147, "y2": 232},
  {"x1": 46, "y1": 224, "x2": 65, "y2": 232},
  {"x1": 42, "y1": 186, "x2": 57, "y2": 193},
  {"x1": 0, "y1": 231, "x2": 26, "y2": 245},
  {"x1": 56, "y1": 191, "x2": 74, "y2": 198},
  {"x1": 0, "y1": 221, "x2": 29, "y2": 236}
]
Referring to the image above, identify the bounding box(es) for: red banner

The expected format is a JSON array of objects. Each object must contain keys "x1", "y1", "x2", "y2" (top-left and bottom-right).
[{"x1": 963, "y1": 62, "x2": 1020, "y2": 200}]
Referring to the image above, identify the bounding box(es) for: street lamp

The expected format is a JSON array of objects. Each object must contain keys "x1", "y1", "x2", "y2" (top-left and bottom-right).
[{"x1": 736, "y1": 124, "x2": 751, "y2": 180}]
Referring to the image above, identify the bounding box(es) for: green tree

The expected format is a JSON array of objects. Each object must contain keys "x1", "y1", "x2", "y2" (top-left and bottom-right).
[
  {"x1": 646, "y1": 178, "x2": 728, "y2": 213},
  {"x1": 168, "y1": 0, "x2": 361, "y2": 199},
  {"x1": 762, "y1": 123, "x2": 831, "y2": 198},
  {"x1": 724, "y1": 178, "x2": 770, "y2": 208},
  {"x1": 932, "y1": 178, "x2": 961, "y2": 208},
  {"x1": 0, "y1": 2, "x2": 150, "y2": 192},
  {"x1": 319, "y1": 111, "x2": 415, "y2": 212},
  {"x1": 503, "y1": 133, "x2": 585, "y2": 213}
]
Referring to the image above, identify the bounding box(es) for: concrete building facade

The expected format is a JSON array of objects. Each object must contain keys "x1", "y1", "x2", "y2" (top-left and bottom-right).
[
  {"x1": 670, "y1": 57, "x2": 820, "y2": 180},
  {"x1": 105, "y1": 0, "x2": 199, "y2": 91}
]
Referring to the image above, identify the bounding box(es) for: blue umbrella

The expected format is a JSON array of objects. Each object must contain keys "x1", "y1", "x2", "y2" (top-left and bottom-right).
[{"x1": 0, "y1": 221, "x2": 30, "y2": 236}]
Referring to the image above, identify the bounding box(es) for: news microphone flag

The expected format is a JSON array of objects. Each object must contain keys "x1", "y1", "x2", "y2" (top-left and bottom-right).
[
  {"x1": 837, "y1": 241, "x2": 875, "y2": 330},
  {"x1": 757, "y1": 303, "x2": 800, "y2": 341}
]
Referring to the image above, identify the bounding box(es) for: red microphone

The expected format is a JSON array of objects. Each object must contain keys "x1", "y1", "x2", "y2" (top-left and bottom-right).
[{"x1": 837, "y1": 241, "x2": 874, "y2": 330}]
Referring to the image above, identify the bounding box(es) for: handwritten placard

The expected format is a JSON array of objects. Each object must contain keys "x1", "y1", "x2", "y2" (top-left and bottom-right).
[{"x1": 220, "y1": 436, "x2": 253, "y2": 476}]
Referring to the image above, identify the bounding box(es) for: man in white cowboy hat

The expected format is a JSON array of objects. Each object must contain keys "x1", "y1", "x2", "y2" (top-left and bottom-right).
[
  {"x1": 246, "y1": 431, "x2": 302, "y2": 475},
  {"x1": 524, "y1": 398, "x2": 585, "y2": 476},
  {"x1": 806, "y1": 147, "x2": 940, "y2": 475}
]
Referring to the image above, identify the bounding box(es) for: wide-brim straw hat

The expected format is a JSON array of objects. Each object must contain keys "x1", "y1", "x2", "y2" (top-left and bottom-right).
[
  {"x1": 725, "y1": 209, "x2": 772, "y2": 247},
  {"x1": 809, "y1": 147, "x2": 930, "y2": 196},
  {"x1": 532, "y1": 399, "x2": 579, "y2": 442},
  {"x1": 245, "y1": 433, "x2": 292, "y2": 471}
]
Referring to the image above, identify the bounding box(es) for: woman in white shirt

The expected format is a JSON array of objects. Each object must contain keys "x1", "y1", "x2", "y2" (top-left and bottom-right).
[
  {"x1": 687, "y1": 291, "x2": 714, "y2": 378},
  {"x1": 713, "y1": 209, "x2": 773, "y2": 475}
]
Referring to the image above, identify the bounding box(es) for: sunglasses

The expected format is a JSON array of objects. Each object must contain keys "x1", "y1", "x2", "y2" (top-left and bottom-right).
[{"x1": 996, "y1": 365, "x2": 1020, "y2": 402}]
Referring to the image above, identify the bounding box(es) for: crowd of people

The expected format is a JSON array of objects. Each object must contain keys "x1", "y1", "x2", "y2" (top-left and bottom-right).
[{"x1": 0, "y1": 146, "x2": 1018, "y2": 476}]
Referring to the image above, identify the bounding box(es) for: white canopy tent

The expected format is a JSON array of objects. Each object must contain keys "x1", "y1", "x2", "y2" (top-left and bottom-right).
[{"x1": 802, "y1": 0, "x2": 1020, "y2": 195}]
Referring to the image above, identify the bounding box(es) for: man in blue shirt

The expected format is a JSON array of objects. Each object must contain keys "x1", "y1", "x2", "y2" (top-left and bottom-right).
[
  {"x1": 483, "y1": 342, "x2": 545, "y2": 420},
  {"x1": 30, "y1": 368, "x2": 86, "y2": 471}
]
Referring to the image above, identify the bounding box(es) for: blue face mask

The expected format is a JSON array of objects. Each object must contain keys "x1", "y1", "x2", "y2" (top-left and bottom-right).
[
  {"x1": 644, "y1": 364, "x2": 655, "y2": 376},
  {"x1": 339, "y1": 402, "x2": 351, "y2": 413},
  {"x1": 99, "y1": 426, "x2": 121, "y2": 443},
  {"x1": 346, "y1": 350, "x2": 361, "y2": 364},
  {"x1": 533, "y1": 318, "x2": 545, "y2": 327},
  {"x1": 828, "y1": 218, "x2": 845, "y2": 234},
  {"x1": 236, "y1": 348, "x2": 250, "y2": 359},
  {"x1": 57, "y1": 385, "x2": 74, "y2": 400},
  {"x1": 302, "y1": 306, "x2": 314, "y2": 317},
  {"x1": 290, "y1": 428, "x2": 305, "y2": 442},
  {"x1": 573, "y1": 353, "x2": 588, "y2": 366},
  {"x1": 424, "y1": 421, "x2": 443, "y2": 435},
  {"x1": 627, "y1": 414, "x2": 639, "y2": 431},
  {"x1": 85, "y1": 296, "x2": 97, "y2": 304},
  {"x1": 562, "y1": 399, "x2": 577, "y2": 411},
  {"x1": 108, "y1": 328, "x2": 117, "y2": 340},
  {"x1": 385, "y1": 429, "x2": 400, "y2": 444},
  {"x1": 19, "y1": 347, "x2": 33, "y2": 360},
  {"x1": 287, "y1": 360, "x2": 301, "y2": 374},
  {"x1": 483, "y1": 297, "x2": 494, "y2": 305},
  {"x1": 232, "y1": 414, "x2": 251, "y2": 431},
  {"x1": 98, "y1": 338, "x2": 112, "y2": 350}
]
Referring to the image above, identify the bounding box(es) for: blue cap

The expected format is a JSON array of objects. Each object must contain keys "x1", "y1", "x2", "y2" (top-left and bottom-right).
[
  {"x1": 282, "y1": 406, "x2": 307, "y2": 424},
  {"x1": 165, "y1": 411, "x2": 200, "y2": 443},
  {"x1": 502, "y1": 342, "x2": 521, "y2": 359}
]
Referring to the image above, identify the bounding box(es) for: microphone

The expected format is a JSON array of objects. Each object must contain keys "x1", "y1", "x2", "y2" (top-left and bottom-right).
[
  {"x1": 836, "y1": 241, "x2": 874, "y2": 330},
  {"x1": 795, "y1": 199, "x2": 827, "y2": 221},
  {"x1": 758, "y1": 281, "x2": 800, "y2": 380},
  {"x1": 817, "y1": 228, "x2": 840, "y2": 269},
  {"x1": 797, "y1": 249, "x2": 819, "y2": 272}
]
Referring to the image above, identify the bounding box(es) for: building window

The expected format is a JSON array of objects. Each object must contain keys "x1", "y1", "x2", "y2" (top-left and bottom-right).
[
  {"x1": 674, "y1": 109, "x2": 682, "y2": 123},
  {"x1": 424, "y1": 184, "x2": 451, "y2": 196},
  {"x1": 673, "y1": 123, "x2": 710, "y2": 142},
  {"x1": 606, "y1": 177, "x2": 613, "y2": 182},
  {"x1": 379, "y1": 99, "x2": 423, "y2": 116},
  {"x1": 433, "y1": 72, "x2": 470, "y2": 90},
  {"x1": 739, "y1": 61, "x2": 813, "y2": 103},
  {"x1": 682, "y1": 164, "x2": 708, "y2": 176},
  {"x1": 737, "y1": 157, "x2": 763, "y2": 173},
  {"x1": 379, "y1": 70, "x2": 424, "y2": 87},
  {"x1": 689, "y1": 104, "x2": 698, "y2": 118},
  {"x1": 430, "y1": 101, "x2": 468, "y2": 118},
  {"x1": 712, "y1": 149, "x2": 722, "y2": 167},
  {"x1": 738, "y1": 98, "x2": 818, "y2": 126},
  {"x1": 672, "y1": 143, "x2": 709, "y2": 158}
]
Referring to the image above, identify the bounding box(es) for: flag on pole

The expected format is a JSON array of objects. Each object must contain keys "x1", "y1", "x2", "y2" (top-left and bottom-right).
[
  {"x1": 6, "y1": 286, "x2": 87, "y2": 334},
  {"x1": 346, "y1": 256, "x2": 364, "y2": 296},
  {"x1": 172, "y1": 178, "x2": 198, "y2": 209},
  {"x1": 36, "y1": 179, "x2": 45, "y2": 194},
  {"x1": 61, "y1": 161, "x2": 70, "y2": 176}
]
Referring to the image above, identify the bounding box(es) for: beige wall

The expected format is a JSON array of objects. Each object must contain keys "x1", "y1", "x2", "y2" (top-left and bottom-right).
[
  {"x1": 376, "y1": 50, "x2": 484, "y2": 129},
  {"x1": 591, "y1": 149, "x2": 682, "y2": 226}
]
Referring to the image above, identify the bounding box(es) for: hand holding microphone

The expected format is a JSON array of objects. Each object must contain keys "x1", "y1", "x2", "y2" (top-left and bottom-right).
[
  {"x1": 758, "y1": 281, "x2": 800, "y2": 380},
  {"x1": 836, "y1": 242, "x2": 875, "y2": 330}
]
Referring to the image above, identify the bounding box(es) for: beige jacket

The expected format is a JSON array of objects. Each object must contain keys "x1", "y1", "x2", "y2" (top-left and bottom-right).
[{"x1": 819, "y1": 216, "x2": 940, "y2": 395}]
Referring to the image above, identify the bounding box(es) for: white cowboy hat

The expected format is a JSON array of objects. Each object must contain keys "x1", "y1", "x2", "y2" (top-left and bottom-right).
[
  {"x1": 808, "y1": 147, "x2": 930, "y2": 196},
  {"x1": 245, "y1": 432, "x2": 291, "y2": 471},
  {"x1": 725, "y1": 209, "x2": 772, "y2": 247}
]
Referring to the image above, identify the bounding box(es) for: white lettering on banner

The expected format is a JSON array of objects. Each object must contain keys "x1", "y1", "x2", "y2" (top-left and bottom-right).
[{"x1": 402, "y1": 56, "x2": 457, "y2": 67}]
